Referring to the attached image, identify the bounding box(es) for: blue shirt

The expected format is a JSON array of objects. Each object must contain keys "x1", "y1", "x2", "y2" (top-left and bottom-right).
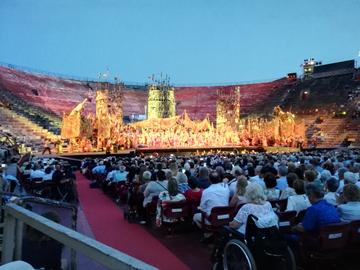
[
  {"x1": 178, "y1": 183, "x2": 190, "y2": 193},
  {"x1": 302, "y1": 199, "x2": 340, "y2": 232},
  {"x1": 276, "y1": 176, "x2": 288, "y2": 191}
]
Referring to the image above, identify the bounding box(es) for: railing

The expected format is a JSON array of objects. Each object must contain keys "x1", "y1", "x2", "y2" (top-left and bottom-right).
[{"x1": 1, "y1": 203, "x2": 157, "y2": 270}]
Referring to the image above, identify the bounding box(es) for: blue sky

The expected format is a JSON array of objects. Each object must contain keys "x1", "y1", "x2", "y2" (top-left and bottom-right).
[{"x1": 0, "y1": 0, "x2": 359, "y2": 85}]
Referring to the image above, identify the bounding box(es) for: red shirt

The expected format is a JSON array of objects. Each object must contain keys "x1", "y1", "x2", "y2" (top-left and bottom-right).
[{"x1": 184, "y1": 188, "x2": 203, "y2": 204}]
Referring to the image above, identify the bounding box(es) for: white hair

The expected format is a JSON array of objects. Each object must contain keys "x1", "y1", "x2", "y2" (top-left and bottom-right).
[
  {"x1": 344, "y1": 172, "x2": 357, "y2": 184},
  {"x1": 176, "y1": 172, "x2": 188, "y2": 184},
  {"x1": 245, "y1": 183, "x2": 267, "y2": 205}
]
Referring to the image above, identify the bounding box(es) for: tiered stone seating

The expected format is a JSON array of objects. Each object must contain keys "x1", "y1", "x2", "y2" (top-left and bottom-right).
[
  {"x1": 0, "y1": 106, "x2": 59, "y2": 154},
  {"x1": 0, "y1": 88, "x2": 62, "y2": 134}
]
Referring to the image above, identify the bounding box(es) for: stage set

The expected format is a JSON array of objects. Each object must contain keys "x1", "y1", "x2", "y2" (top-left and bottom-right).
[{"x1": 58, "y1": 79, "x2": 305, "y2": 157}]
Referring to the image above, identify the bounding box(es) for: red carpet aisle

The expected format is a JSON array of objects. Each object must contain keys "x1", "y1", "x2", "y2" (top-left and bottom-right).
[{"x1": 75, "y1": 172, "x2": 189, "y2": 270}]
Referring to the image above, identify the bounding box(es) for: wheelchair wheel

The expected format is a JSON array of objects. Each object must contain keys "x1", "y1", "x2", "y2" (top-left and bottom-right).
[
  {"x1": 223, "y1": 239, "x2": 257, "y2": 270},
  {"x1": 262, "y1": 246, "x2": 296, "y2": 270},
  {"x1": 278, "y1": 246, "x2": 296, "y2": 270}
]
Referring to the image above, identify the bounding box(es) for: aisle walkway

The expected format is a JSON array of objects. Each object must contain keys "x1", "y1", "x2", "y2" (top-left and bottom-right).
[{"x1": 75, "y1": 172, "x2": 189, "y2": 270}]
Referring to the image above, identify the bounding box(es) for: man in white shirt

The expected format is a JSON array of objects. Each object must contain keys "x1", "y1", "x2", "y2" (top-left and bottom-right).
[
  {"x1": 249, "y1": 166, "x2": 265, "y2": 189},
  {"x1": 193, "y1": 172, "x2": 230, "y2": 229}
]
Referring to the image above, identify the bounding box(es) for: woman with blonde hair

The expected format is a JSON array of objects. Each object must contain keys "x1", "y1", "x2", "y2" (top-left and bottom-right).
[
  {"x1": 229, "y1": 183, "x2": 278, "y2": 236},
  {"x1": 229, "y1": 176, "x2": 248, "y2": 207}
]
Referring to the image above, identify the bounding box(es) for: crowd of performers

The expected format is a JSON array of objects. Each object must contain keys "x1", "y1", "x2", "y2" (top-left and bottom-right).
[{"x1": 68, "y1": 117, "x2": 304, "y2": 153}]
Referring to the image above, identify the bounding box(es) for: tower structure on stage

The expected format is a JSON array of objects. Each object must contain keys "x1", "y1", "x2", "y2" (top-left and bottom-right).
[
  {"x1": 216, "y1": 86, "x2": 241, "y2": 130},
  {"x1": 95, "y1": 80, "x2": 124, "y2": 146},
  {"x1": 147, "y1": 75, "x2": 175, "y2": 119}
]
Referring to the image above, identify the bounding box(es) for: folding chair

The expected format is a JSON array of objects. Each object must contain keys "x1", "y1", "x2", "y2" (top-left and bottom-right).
[
  {"x1": 277, "y1": 210, "x2": 297, "y2": 234},
  {"x1": 201, "y1": 206, "x2": 235, "y2": 232},
  {"x1": 269, "y1": 199, "x2": 288, "y2": 212},
  {"x1": 160, "y1": 200, "x2": 189, "y2": 234},
  {"x1": 300, "y1": 222, "x2": 349, "y2": 269}
]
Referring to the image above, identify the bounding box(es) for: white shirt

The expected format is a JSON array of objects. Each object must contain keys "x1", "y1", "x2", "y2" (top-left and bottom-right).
[
  {"x1": 30, "y1": 169, "x2": 45, "y2": 180},
  {"x1": 249, "y1": 175, "x2": 265, "y2": 189},
  {"x1": 279, "y1": 187, "x2": 296, "y2": 200},
  {"x1": 106, "y1": 170, "x2": 128, "y2": 182},
  {"x1": 324, "y1": 192, "x2": 338, "y2": 206},
  {"x1": 199, "y1": 183, "x2": 230, "y2": 215},
  {"x1": 228, "y1": 178, "x2": 237, "y2": 197},
  {"x1": 265, "y1": 188, "x2": 280, "y2": 201},
  {"x1": 286, "y1": 194, "x2": 311, "y2": 213},
  {"x1": 338, "y1": 202, "x2": 360, "y2": 221},
  {"x1": 233, "y1": 202, "x2": 278, "y2": 235},
  {"x1": 337, "y1": 180, "x2": 344, "y2": 193}
]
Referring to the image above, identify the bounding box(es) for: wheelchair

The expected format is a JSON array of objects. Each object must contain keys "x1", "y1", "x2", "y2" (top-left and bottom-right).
[{"x1": 212, "y1": 215, "x2": 296, "y2": 270}]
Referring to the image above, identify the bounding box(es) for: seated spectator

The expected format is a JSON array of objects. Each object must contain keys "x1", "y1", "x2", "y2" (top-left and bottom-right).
[
  {"x1": 176, "y1": 172, "x2": 190, "y2": 193},
  {"x1": 196, "y1": 166, "x2": 210, "y2": 189},
  {"x1": 286, "y1": 179, "x2": 311, "y2": 213},
  {"x1": 42, "y1": 166, "x2": 53, "y2": 181},
  {"x1": 184, "y1": 177, "x2": 203, "y2": 205},
  {"x1": 343, "y1": 171, "x2": 359, "y2": 187},
  {"x1": 193, "y1": 172, "x2": 229, "y2": 235},
  {"x1": 106, "y1": 165, "x2": 128, "y2": 183},
  {"x1": 320, "y1": 169, "x2": 331, "y2": 184},
  {"x1": 143, "y1": 170, "x2": 168, "y2": 207},
  {"x1": 91, "y1": 161, "x2": 106, "y2": 175},
  {"x1": 52, "y1": 164, "x2": 64, "y2": 184},
  {"x1": 323, "y1": 177, "x2": 339, "y2": 206},
  {"x1": 263, "y1": 172, "x2": 280, "y2": 200},
  {"x1": 23, "y1": 163, "x2": 32, "y2": 177},
  {"x1": 249, "y1": 165, "x2": 266, "y2": 189},
  {"x1": 294, "y1": 183, "x2": 340, "y2": 233},
  {"x1": 304, "y1": 169, "x2": 322, "y2": 189},
  {"x1": 229, "y1": 176, "x2": 248, "y2": 207},
  {"x1": 229, "y1": 183, "x2": 278, "y2": 236},
  {"x1": 336, "y1": 167, "x2": 348, "y2": 193},
  {"x1": 156, "y1": 177, "x2": 186, "y2": 226},
  {"x1": 139, "y1": 170, "x2": 152, "y2": 193},
  {"x1": 30, "y1": 164, "x2": 45, "y2": 180},
  {"x1": 337, "y1": 184, "x2": 360, "y2": 221},
  {"x1": 228, "y1": 166, "x2": 243, "y2": 197},
  {"x1": 276, "y1": 166, "x2": 288, "y2": 191},
  {"x1": 279, "y1": 172, "x2": 297, "y2": 199}
]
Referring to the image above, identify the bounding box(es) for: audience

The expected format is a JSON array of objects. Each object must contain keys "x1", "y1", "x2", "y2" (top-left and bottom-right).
[
  {"x1": 156, "y1": 177, "x2": 186, "y2": 226},
  {"x1": 279, "y1": 172, "x2": 297, "y2": 199},
  {"x1": 193, "y1": 171, "x2": 229, "y2": 239},
  {"x1": 286, "y1": 179, "x2": 311, "y2": 213},
  {"x1": 229, "y1": 175, "x2": 248, "y2": 207},
  {"x1": 337, "y1": 184, "x2": 360, "y2": 221},
  {"x1": 229, "y1": 183, "x2": 278, "y2": 236},
  {"x1": 263, "y1": 172, "x2": 280, "y2": 200},
  {"x1": 323, "y1": 177, "x2": 339, "y2": 205}
]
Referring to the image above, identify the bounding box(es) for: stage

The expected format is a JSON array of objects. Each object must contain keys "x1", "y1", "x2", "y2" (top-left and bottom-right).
[{"x1": 51, "y1": 145, "x2": 300, "y2": 160}]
